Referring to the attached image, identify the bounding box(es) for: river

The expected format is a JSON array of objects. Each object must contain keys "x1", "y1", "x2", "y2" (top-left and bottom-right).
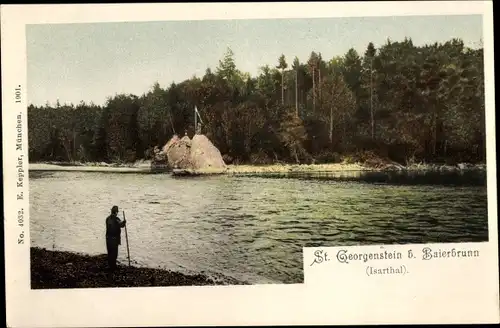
[{"x1": 29, "y1": 170, "x2": 488, "y2": 284}]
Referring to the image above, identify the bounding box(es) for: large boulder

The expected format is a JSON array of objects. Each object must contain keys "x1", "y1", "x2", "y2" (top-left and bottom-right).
[
  {"x1": 162, "y1": 134, "x2": 179, "y2": 153},
  {"x1": 188, "y1": 134, "x2": 226, "y2": 170},
  {"x1": 165, "y1": 135, "x2": 192, "y2": 169},
  {"x1": 151, "y1": 135, "x2": 180, "y2": 170},
  {"x1": 160, "y1": 134, "x2": 226, "y2": 171}
]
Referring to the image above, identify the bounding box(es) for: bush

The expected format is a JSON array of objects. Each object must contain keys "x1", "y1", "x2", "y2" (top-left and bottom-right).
[
  {"x1": 342, "y1": 150, "x2": 391, "y2": 167},
  {"x1": 314, "y1": 151, "x2": 341, "y2": 164},
  {"x1": 222, "y1": 154, "x2": 233, "y2": 164},
  {"x1": 125, "y1": 149, "x2": 137, "y2": 163},
  {"x1": 250, "y1": 151, "x2": 273, "y2": 165}
]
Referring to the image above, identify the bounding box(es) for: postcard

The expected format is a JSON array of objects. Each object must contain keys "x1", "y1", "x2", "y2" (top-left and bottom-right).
[{"x1": 2, "y1": 1, "x2": 498, "y2": 327}]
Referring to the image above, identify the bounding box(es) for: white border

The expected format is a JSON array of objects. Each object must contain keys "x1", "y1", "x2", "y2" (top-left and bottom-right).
[{"x1": 2, "y1": 2, "x2": 498, "y2": 327}]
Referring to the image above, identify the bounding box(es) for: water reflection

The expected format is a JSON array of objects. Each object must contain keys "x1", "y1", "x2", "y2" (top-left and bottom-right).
[{"x1": 234, "y1": 169, "x2": 486, "y2": 186}]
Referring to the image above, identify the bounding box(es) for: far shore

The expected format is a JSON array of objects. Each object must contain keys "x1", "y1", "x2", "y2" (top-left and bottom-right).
[{"x1": 28, "y1": 160, "x2": 486, "y2": 175}]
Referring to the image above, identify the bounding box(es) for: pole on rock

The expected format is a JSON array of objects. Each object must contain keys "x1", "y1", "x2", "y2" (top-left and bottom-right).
[{"x1": 194, "y1": 106, "x2": 197, "y2": 135}]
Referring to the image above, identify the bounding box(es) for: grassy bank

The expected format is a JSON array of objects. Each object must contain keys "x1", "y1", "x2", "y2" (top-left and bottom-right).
[
  {"x1": 31, "y1": 160, "x2": 152, "y2": 168},
  {"x1": 30, "y1": 247, "x2": 233, "y2": 288},
  {"x1": 227, "y1": 162, "x2": 370, "y2": 174}
]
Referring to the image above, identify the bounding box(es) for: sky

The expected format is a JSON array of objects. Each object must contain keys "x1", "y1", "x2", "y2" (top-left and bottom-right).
[{"x1": 26, "y1": 15, "x2": 483, "y2": 106}]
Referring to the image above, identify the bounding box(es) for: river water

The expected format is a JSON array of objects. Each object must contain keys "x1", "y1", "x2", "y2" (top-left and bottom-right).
[{"x1": 29, "y1": 170, "x2": 488, "y2": 284}]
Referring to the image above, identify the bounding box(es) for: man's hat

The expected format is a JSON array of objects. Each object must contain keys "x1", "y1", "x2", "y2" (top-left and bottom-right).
[{"x1": 111, "y1": 205, "x2": 119, "y2": 214}]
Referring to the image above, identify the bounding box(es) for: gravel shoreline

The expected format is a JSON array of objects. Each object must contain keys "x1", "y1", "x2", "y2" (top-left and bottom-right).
[
  {"x1": 29, "y1": 161, "x2": 486, "y2": 175},
  {"x1": 30, "y1": 247, "x2": 236, "y2": 288}
]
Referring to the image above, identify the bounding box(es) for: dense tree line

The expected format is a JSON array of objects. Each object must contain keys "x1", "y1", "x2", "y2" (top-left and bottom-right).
[{"x1": 28, "y1": 37, "x2": 485, "y2": 165}]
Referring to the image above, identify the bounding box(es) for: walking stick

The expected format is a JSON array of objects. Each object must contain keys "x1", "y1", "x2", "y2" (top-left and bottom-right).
[{"x1": 123, "y1": 210, "x2": 131, "y2": 267}]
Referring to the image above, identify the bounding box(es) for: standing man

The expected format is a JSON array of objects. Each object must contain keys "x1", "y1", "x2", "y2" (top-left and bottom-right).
[{"x1": 105, "y1": 205, "x2": 126, "y2": 271}]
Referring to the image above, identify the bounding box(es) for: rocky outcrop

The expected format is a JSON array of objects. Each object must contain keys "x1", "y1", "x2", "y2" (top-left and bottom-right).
[
  {"x1": 162, "y1": 134, "x2": 180, "y2": 154},
  {"x1": 158, "y1": 134, "x2": 226, "y2": 171},
  {"x1": 188, "y1": 135, "x2": 226, "y2": 170},
  {"x1": 165, "y1": 135, "x2": 193, "y2": 169}
]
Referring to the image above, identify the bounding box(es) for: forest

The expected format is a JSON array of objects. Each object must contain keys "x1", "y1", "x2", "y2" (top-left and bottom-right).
[{"x1": 27, "y1": 37, "x2": 485, "y2": 166}]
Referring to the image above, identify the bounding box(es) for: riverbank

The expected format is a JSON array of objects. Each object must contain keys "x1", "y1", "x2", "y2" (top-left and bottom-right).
[
  {"x1": 29, "y1": 162, "x2": 152, "y2": 173},
  {"x1": 29, "y1": 161, "x2": 486, "y2": 175},
  {"x1": 30, "y1": 247, "x2": 232, "y2": 288},
  {"x1": 29, "y1": 161, "x2": 372, "y2": 174}
]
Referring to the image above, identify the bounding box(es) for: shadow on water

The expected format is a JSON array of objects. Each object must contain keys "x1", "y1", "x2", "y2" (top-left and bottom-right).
[{"x1": 235, "y1": 169, "x2": 486, "y2": 187}]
